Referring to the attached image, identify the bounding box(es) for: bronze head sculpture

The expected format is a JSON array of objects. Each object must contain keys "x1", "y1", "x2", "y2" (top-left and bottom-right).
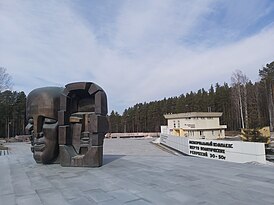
[
  {"x1": 26, "y1": 82, "x2": 108, "y2": 167},
  {"x1": 26, "y1": 87, "x2": 64, "y2": 164}
]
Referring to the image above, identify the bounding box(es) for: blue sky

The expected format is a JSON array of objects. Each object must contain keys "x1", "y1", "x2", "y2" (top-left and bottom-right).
[{"x1": 1, "y1": 0, "x2": 274, "y2": 113}]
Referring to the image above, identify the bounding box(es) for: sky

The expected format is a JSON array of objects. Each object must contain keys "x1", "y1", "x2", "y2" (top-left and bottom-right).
[{"x1": 1, "y1": 0, "x2": 274, "y2": 113}]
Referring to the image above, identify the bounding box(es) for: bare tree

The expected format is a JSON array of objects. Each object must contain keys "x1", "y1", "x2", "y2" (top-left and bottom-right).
[
  {"x1": 0, "y1": 67, "x2": 12, "y2": 91},
  {"x1": 231, "y1": 70, "x2": 249, "y2": 129}
]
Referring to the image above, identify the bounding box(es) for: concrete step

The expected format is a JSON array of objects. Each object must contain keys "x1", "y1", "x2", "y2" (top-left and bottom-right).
[
  {"x1": 0, "y1": 150, "x2": 9, "y2": 156},
  {"x1": 266, "y1": 155, "x2": 274, "y2": 161}
]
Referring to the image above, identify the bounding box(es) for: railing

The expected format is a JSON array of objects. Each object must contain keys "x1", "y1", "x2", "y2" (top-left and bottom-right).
[{"x1": 106, "y1": 132, "x2": 160, "y2": 138}]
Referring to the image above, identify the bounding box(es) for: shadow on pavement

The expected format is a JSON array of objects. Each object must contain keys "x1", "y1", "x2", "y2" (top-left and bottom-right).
[{"x1": 103, "y1": 154, "x2": 125, "y2": 165}]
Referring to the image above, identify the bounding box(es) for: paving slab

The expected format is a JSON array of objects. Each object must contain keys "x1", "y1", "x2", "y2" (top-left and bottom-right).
[
  {"x1": 0, "y1": 139, "x2": 274, "y2": 205},
  {"x1": 16, "y1": 193, "x2": 43, "y2": 205}
]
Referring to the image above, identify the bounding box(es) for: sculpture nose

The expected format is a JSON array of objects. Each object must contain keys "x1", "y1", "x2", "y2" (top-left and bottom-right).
[
  {"x1": 34, "y1": 132, "x2": 45, "y2": 145},
  {"x1": 34, "y1": 134, "x2": 45, "y2": 145}
]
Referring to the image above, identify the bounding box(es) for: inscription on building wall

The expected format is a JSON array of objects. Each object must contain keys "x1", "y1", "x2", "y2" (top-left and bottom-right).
[
  {"x1": 189, "y1": 140, "x2": 233, "y2": 160},
  {"x1": 160, "y1": 134, "x2": 266, "y2": 164}
]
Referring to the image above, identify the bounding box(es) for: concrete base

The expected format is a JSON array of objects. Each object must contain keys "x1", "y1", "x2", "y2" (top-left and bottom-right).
[{"x1": 59, "y1": 145, "x2": 103, "y2": 167}]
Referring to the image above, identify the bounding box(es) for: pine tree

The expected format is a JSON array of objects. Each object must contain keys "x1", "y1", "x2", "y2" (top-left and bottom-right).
[{"x1": 259, "y1": 61, "x2": 274, "y2": 131}]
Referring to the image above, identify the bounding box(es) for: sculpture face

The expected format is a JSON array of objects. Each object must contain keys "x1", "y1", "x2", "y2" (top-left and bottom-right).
[
  {"x1": 32, "y1": 117, "x2": 58, "y2": 163},
  {"x1": 26, "y1": 87, "x2": 63, "y2": 164},
  {"x1": 58, "y1": 82, "x2": 108, "y2": 167}
]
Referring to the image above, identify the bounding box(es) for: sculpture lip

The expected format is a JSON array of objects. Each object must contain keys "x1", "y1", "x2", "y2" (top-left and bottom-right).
[
  {"x1": 34, "y1": 138, "x2": 45, "y2": 145},
  {"x1": 33, "y1": 144, "x2": 45, "y2": 152}
]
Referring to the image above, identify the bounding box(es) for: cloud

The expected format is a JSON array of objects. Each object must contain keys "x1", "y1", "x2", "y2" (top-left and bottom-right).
[
  {"x1": 121, "y1": 24, "x2": 274, "y2": 103},
  {"x1": 0, "y1": 0, "x2": 274, "y2": 113}
]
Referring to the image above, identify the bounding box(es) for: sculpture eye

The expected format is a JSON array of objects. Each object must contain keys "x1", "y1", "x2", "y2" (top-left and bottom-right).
[{"x1": 44, "y1": 118, "x2": 57, "y2": 124}]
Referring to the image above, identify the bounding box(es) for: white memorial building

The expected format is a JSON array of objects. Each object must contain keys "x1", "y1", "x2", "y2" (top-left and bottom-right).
[
  {"x1": 160, "y1": 112, "x2": 266, "y2": 164},
  {"x1": 161, "y1": 112, "x2": 227, "y2": 140}
]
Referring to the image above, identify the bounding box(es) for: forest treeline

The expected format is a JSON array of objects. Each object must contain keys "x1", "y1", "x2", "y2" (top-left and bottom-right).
[
  {"x1": 0, "y1": 62, "x2": 274, "y2": 137},
  {"x1": 109, "y1": 82, "x2": 268, "y2": 132},
  {"x1": 109, "y1": 61, "x2": 274, "y2": 133},
  {"x1": 0, "y1": 91, "x2": 26, "y2": 137}
]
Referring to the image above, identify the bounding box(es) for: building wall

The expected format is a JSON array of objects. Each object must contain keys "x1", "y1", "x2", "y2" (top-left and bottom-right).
[
  {"x1": 166, "y1": 117, "x2": 226, "y2": 139},
  {"x1": 168, "y1": 117, "x2": 220, "y2": 129},
  {"x1": 188, "y1": 129, "x2": 226, "y2": 139}
]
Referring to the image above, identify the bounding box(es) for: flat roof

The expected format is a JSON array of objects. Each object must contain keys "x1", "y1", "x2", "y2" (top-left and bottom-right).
[
  {"x1": 164, "y1": 112, "x2": 223, "y2": 119},
  {"x1": 174, "y1": 125, "x2": 227, "y2": 130},
  {"x1": 1, "y1": 139, "x2": 274, "y2": 204}
]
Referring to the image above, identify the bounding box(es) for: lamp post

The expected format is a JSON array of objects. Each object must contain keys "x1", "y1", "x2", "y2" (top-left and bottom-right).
[
  {"x1": 7, "y1": 121, "x2": 11, "y2": 141},
  {"x1": 124, "y1": 118, "x2": 127, "y2": 133},
  {"x1": 185, "y1": 104, "x2": 189, "y2": 112},
  {"x1": 124, "y1": 115, "x2": 129, "y2": 133}
]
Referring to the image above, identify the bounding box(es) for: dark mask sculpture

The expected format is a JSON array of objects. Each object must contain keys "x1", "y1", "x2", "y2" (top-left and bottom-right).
[
  {"x1": 26, "y1": 87, "x2": 64, "y2": 164},
  {"x1": 26, "y1": 82, "x2": 108, "y2": 167}
]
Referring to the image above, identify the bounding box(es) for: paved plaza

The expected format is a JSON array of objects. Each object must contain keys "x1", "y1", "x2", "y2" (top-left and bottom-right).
[{"x1": 1, "y1": 138, "x2": 274, "y2": 205}]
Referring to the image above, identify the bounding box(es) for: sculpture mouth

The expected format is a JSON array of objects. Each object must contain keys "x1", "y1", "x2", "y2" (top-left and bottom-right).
[
  {"x1": 33, "y1": 137, "x2": 46, "y2": 152},
  {"x1": 33, "y1": 144, "x2": 45, "y2": 152}
]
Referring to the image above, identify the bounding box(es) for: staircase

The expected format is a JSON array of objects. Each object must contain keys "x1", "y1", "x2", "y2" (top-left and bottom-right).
[
  {"x1": 0, "y1": 142, "x2": 9, "y2": 156},
  {"x1": 0, "y1": 149, "x2": 9, "y2": 156}
]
